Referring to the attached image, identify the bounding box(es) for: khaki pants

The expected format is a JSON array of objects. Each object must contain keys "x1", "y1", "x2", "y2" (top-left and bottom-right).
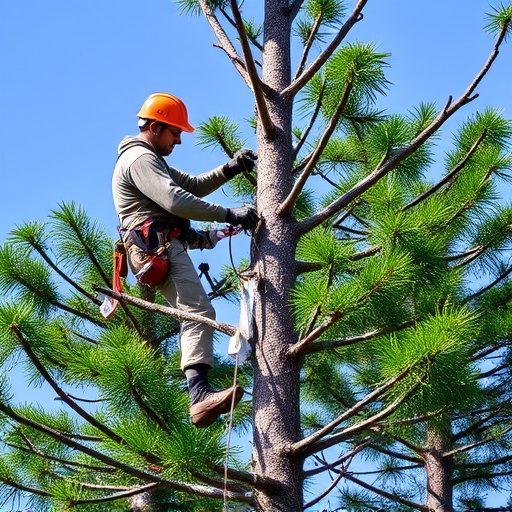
[{"x1": 158, "y1": 239, "x2": 215, "y2": 371}]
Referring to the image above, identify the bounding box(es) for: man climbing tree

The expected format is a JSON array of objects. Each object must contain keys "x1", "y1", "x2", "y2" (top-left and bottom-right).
[
  {"x1": 0, "y1": 1, "x2": 511, "y2": 511},
  {"x1": 112, "y1": 92, "x2": 258, "y2": 427}
]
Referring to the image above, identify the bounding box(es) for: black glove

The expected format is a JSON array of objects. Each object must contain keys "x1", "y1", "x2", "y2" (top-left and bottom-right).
[
  {"x1": 223, "y1": 149, "x2": 258, "y2": 179},
  {"x1": 225, "y1": 207, "x2": 259, "y2": 231}
]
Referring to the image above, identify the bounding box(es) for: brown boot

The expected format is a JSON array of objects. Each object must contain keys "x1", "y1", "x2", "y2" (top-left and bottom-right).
[{"x1": 190, "y1": 385, "x2": 244, "y2": 428}]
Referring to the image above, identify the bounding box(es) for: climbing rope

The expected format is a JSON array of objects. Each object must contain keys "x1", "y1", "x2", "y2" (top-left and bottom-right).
[
  {"x1": 222, "y1": 219, "x2": 260, "y2": 510},
  {"x1": 222, "y1": 351, "x2": 241, "y2": 511}
]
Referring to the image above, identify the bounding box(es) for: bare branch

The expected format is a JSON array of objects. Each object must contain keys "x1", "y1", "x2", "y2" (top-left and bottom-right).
[
  {"x1": 367, "y1": 443, "x2": 423, "y2": 464},
  {"x1": 304, "y1": 438, "x2": 372, "y2": 477},
  {"x1": 307, "y1": 380, "x2": 421, "y2": 455},
  {"x1": 283, "y1": 0, "x2": 368, "y2": 99},
  {"x1": 229, "y1": 0, "x2": 275, "y2": 139},
  {"x1": 219, "y1": 7, "x2": 263, "y2": 51},
  {"x1": 343, "y1": 472, "x2": 428, "y2": 511},
  {"x1": 198, "y1": 0, "x2": 251, "y2": 87},
  {"x1": 303, "y1": 470, "x2": 344, "y2": 509},
  {"x1": 95, "y1": 286, "x2": 236, "y2": 336}
]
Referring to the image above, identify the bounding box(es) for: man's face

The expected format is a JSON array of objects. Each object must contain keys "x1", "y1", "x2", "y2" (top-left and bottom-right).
[{"x1": 153, "y1": 124, "x2": 183, "y2": 156}]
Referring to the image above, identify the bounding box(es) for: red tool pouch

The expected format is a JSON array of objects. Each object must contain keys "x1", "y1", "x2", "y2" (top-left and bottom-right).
[{"x1": 124, "y1": 219, "x2": 181, "y2": 288}]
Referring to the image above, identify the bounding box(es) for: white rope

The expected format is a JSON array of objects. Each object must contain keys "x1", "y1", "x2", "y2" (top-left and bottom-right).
[{"x1": 223, "y1": 351, "x2": 241, "y2": 511}]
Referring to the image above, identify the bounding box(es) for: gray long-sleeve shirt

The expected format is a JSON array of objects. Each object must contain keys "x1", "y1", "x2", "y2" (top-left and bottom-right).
[{"x1": 113, "y1": 136, "x2": 229, "y2": 231}]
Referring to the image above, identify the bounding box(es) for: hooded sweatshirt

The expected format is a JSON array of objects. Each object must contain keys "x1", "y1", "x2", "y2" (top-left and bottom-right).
[{"x1": 113, "y1": 136, "x2": 229, "y2": 232}]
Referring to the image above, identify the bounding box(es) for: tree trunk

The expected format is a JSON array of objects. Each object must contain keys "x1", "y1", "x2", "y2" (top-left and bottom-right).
[
  {"x1": 424, "y1": 427, "x2": 455, "y2": 512},
  {"x1": 251, "y1": 3, "x2": 304, "y2": 511}
]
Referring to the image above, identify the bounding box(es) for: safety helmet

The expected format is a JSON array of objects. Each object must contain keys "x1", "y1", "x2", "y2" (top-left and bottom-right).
[{"x1": 136, "y1": 93, "x2": 194, "y2": 132}]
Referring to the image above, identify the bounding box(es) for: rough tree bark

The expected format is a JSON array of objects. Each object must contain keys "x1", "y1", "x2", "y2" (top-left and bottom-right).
[
  {"x1": 424, "y1": 428, "x2": 456, "y2": 512},
  {"x1": 251, "y1": 2, "x2": 304, "y2": 511}
]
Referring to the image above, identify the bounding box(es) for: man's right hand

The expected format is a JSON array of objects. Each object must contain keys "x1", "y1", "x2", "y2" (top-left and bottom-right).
[{"x1": 225, "y1": 207, "x2": 259, "y2": 232}]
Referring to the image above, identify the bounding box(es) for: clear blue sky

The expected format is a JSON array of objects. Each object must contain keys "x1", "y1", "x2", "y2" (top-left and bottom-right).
[{"x1": 0, "y1": 0, "x2": 511, "y2": 510}]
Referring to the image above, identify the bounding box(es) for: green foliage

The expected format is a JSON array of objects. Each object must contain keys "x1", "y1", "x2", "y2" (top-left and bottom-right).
[
  {"x1": 175, "y1": 0, "x2": 228, "y2": 16},
  {"x1": 485, "y1": 2, "x2": 512, "y2": 39},
  {"x1": 196, "y1": 115, "x2": 245, "y2": 157},
  {"x1": 294, "y1": 0, "x2": 346, "y2": 44}
]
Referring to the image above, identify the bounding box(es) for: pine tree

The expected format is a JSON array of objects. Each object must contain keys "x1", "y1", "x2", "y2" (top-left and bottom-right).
[{"x1": 1, "y1": 1, "x2": 511, "y2": 511}]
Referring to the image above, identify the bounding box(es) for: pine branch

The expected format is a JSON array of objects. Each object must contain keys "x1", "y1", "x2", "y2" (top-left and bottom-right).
[
  {"x1": 68, "y1": 483, "x2": 160, "y2": 505},
  {"x1": 25, "y1": 239, "x2": 102, "y2": 305},
  {"x1": 9, "y1": 271, "x2": 104, "y2": 326},
  {"x1": 452, "y1": 408, "x2": 505, "y2": 441},
  {"x1": 297, "y1": 19, "x2": 510, "y2": 235},
  {"x1": 288, "y1": 267, "x2": 393, "y2": 356},
  {"x1": 453, "y1": 469, "x2": 512, "y2": 486},
  {"x1": 198, "y1": 0, "x2": 251, "y2": 87},
  {"x1": 125, "y1": 365, "x2": 171, "y2": 434},
  {"x1": 280, "y1": 73, "x2": 354, "y2": 216},
  {"x1": 445, "y1": 245, "x2": 483, "y2": 262},
  {"x1": 11, "y1": 324, "x2": 126, "y2": 445},
  {"x1": 289, "y1": 367, "x2": 411, "y2": 456},
  {"x1": 296, "y1": 260, "x2": 324, "y2": 274},
  {"x1": 307, "y1": 379, "x2": 421, "y2": 455},
  {"x1": 444, "y1": 425, "x2": 512, "y2": 458},
  {"x1": 342, "y1": 472, "x2": 428, "y2": 511},
  {"x1": 7, "y1": 438, "x2": 115, "y2": 473},
  {"x1": 0, "y1": 400, "x2": 255, "y2": 504},
  {"x1": 459, "y1": 453, "x2": 512, "y2": 470},
  {"x1": 191, "y1": 470, "x2": 248, "y2": 493},
  {"x1": 367, "y1": 443, "x2": 423, "y2": 465},
  {"x1": 386, "y1": 433, "x2": 425, "y2": 456},
  {"x1": 293, "y1": 10, "x2": 325, "y2": 82},
  {"x1": 307, "y1": 320, "x2": 416, "y2": 354},
  {"x1": 229, "y1": 0, "x2": 275, "y2": 139},
  {"x1": 283, "y1": 0, "x2": 368, "y2": 99},
  {"x1": 463, "y1": 264, "x2": 512, "y2": 304},
  {"x1": 402, "y1": 129, "x2": 487, "y2": 211},
  {"x1": 0, "y1": 474, "x2": 52, "y2": 498},
  {"x1": 95, "y1": 286, "x2": 236, "y2": 336},
  {"x1": 332, "y1": 206, "x2": 356, "y2": 228}
]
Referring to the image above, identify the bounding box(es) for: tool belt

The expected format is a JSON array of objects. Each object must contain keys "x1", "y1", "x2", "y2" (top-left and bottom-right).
[{"x1": 118, "y1": 218, "x2": 182, "y2": 287}]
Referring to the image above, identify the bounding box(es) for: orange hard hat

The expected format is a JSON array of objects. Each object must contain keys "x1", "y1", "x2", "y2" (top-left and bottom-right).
[{"x1": 136, "y1": 93, "x2": 194, "y2": 132}]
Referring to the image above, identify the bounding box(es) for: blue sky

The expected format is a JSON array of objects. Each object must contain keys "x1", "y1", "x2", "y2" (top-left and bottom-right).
[{"x1": 0, "y1": 0, "x2": 511, "y2": 509}]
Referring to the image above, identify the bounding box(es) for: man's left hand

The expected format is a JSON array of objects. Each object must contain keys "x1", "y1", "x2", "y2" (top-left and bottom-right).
[{"x1": 223, "y1": 149, "x2": 258, "y2": 179}]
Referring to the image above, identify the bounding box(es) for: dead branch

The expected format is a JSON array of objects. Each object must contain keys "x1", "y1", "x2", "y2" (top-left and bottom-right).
[{"x1": 95, "y1": 286, "x2": 236, "y2": 336}]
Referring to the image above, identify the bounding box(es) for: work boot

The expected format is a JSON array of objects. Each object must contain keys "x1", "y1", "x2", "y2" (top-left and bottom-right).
[{"x1": 189, "y1": 385, "x2": 244, "y2": 428}]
